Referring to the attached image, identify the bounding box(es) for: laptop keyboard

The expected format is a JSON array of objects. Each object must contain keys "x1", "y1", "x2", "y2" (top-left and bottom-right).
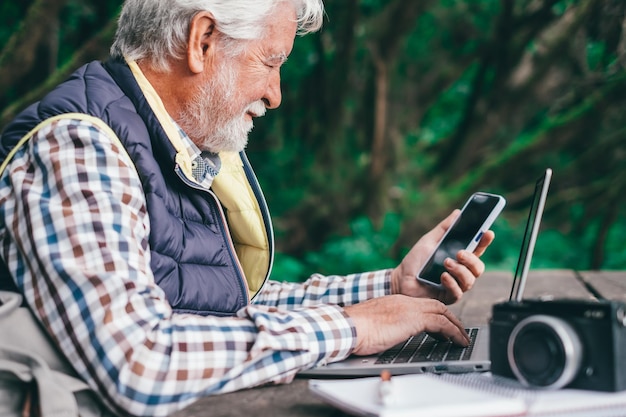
[{"x1": 375, "y1": 328, "x2": 479, "y2": 364}]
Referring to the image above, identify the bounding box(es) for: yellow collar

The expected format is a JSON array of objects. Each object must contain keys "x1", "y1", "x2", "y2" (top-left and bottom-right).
[{"x1": 126, "y1": 59, "x2": 195, "y2": 180}]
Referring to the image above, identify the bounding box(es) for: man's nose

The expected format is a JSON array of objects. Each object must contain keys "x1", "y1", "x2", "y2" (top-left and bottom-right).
[{"x1": 263, "y1": 71, "x2": 282, "y2": 109}]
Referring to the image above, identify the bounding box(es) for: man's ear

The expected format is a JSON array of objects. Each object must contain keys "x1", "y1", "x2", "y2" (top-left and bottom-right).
[{"x1": 187, "y1": 11, "x2": 218, "y2": 74}]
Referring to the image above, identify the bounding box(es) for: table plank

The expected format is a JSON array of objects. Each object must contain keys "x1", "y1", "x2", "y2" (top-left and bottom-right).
[
  {"x1": 448, "y1": 271, "x2": 513, "y2": 326},
  {"x1": 577, "y1": 271, "x2": 626, "y2": 301},
  {"x1": 170, "y1": 378, "x2": 344, "y2": 417},
  {"x1": 449, "y1": 269, "x2": 594, "y2": 326}
]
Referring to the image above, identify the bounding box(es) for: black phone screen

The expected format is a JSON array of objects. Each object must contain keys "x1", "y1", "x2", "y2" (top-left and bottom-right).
[{"x1": 419, "y1": 193, "x2": 501, "y2": 284}]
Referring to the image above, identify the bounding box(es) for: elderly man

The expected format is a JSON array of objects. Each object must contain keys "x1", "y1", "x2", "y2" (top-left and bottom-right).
[{"x1": 0, "y1": 0, "x2": 494, "y2": 416}]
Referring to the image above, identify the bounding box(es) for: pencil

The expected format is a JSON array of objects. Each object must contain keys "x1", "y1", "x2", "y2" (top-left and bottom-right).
[{"x1": 378, "y1": 370, "x2": 394, "y2": 405}]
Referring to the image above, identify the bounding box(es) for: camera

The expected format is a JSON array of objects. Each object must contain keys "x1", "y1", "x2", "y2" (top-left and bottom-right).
[{"x1": 490, "y1": 298, "x2": 626, "y2": 391}]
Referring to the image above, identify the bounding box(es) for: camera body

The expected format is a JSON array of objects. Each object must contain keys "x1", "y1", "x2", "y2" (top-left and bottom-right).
[{"x1": 490, "y1": 298, "x2": 626, "y2": 391}]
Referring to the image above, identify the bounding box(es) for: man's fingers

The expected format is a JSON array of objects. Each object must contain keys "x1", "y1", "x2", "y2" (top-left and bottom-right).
[
  {"x1": 439, "y1": 209, "x2": 461, "y2": 233},
  {"x1": 419, "y1": 314, "x2": 469, "y2": 346},
  {"x1": 430, "y1": 304, "x2": 470, "y2": 345},
  {"x1": 410, "y1": 299, "x2": 470, "y2": 346},
  {"x1": 473, "y1": 230, "x2": 495, "y2": 257},
  {"x1": 345, "y1": 295, "x2": 469, "y2": 355},
  {"x1": 436, "y1": 248, "x2": 487, "y2": 304},
  {"x1": 423, "y1": 210, "x2": 461, "y2": 245}
]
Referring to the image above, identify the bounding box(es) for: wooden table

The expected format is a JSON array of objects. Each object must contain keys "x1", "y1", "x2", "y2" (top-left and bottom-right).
[{"x1": 170, "y1": 270, "x2": 626, "y2": 417}]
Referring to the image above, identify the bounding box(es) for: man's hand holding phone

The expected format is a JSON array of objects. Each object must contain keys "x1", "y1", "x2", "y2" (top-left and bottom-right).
[
  {"x1": 391, "y1": 192, "x2": 504, "y2": 304},
  {"x1": 348, "y1": 193, "x2": 501, "y2": 355}
]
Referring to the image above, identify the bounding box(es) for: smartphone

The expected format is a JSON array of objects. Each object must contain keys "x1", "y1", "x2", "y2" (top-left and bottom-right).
[{"x1": 416, "y1": 192, "x2": 506, "y2": 287}]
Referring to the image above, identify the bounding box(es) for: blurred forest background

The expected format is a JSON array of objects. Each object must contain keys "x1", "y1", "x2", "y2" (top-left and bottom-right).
[{"x1": 1, "y1": 0, "x2": 625, "y2": 282}]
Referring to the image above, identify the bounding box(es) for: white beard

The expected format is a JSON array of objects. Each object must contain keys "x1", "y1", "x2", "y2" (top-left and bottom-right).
[{"x1": 177, "y1": 64, "x2": 265, "y2": 153}]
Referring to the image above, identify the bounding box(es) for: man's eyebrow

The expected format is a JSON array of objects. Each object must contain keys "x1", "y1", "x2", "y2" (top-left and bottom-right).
[{"x1": 267, "y1": 52, "x2": 288, "y2": 64}]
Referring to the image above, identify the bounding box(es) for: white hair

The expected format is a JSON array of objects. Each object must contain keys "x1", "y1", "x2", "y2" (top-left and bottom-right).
[{"x1": 110, "y1": 0, "x2": 324, "y2": 71}]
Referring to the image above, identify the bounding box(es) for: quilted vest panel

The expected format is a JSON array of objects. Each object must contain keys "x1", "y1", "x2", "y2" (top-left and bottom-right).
[{"x1": 0, "y1": 59, "x2": 254, "y2": 316}]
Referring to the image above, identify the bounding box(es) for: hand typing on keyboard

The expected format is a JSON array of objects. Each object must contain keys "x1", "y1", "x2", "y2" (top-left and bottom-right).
[{"x1": 344, "y1": 295, "x2": 470, "y2": 356}]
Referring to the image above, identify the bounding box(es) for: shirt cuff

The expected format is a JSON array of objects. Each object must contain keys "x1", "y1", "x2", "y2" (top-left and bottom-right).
[
  {"x1": 236, "y1": 303, "x2": 356, "y2": 366},
  {"x1": 353, "y1": 268, "x2": 393, "y2": 298}
]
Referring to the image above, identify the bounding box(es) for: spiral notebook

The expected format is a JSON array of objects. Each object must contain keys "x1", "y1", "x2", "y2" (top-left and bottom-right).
[
  {"x1": 309, "y1": 372, "x2": 626, "y2": 417},
  {"x1": 309, "y1": 374, "x2": 525, "y2": 417},
  {"x1": 300, "y1": 169, "x2": 552, "y2": 378}
]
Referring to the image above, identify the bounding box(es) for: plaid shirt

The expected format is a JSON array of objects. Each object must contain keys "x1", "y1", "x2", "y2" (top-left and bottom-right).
[{"x1": 0, "y1": 117, "x2": 392, "y2": 416}]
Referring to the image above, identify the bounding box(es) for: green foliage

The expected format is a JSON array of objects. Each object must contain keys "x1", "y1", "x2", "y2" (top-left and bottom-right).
[
  {"x1": 418, "y1": 65, "x2": 477, "y2": 146},
  {"x1": 585, "y1": 41, "x2": 607, "y2": 70},
  {"x1": 57, "y1": 0, "x2": 122, "y2": 64},
  {"x1": 0, "y1": 1, "x2": 31, "y2": 42},
  {"x1": 604, "y1": 217, "x2": 626, "y2": 269},
  {"x1": 271, "y1": 213, "x2": 400, "y2": 281},
  {"x1": 272, "y1": 204, "x2": 626, "y2": 283},
  {"x1": 270, "y1": 253, "x2": 307, "y2": 283}
]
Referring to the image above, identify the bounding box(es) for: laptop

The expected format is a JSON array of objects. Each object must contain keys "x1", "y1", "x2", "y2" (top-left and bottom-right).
[{"x1": 299, "y1": 168, "x2": 552, "y2": 377}]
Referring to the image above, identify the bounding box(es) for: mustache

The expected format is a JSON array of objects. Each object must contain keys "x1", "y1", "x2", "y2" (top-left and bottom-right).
[{"x1": 246, "y1": 101, "x2": 266, "y2": 118}]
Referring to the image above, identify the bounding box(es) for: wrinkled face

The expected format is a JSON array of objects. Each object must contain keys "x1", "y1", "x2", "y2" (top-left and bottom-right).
[{"x1": 179, "y1": 5, "x2": 297, "y2": 153}]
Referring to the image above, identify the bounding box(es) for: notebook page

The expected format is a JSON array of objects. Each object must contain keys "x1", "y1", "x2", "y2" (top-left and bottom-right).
[
  {"x1": 441, "y1": 373, "x2": 626, "y2": 416},
  {"x1": 309, "y1": 374, "x2": 526, "y2": 417}
]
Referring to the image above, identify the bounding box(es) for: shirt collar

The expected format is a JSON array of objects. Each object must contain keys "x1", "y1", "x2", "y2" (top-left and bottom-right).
[{"x1": 171, "y1": 119, "x2": 221, "y2": 188}]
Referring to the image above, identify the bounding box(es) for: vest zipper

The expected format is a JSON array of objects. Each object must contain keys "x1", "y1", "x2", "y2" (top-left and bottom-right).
[{"x1": 174, "y1": 166, "x2": 251, "y2": 304}]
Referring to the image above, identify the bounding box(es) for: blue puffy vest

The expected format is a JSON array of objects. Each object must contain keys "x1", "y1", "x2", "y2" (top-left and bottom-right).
[{"x1": 0, "y1": 59, "x2": 273, "y2": 316}]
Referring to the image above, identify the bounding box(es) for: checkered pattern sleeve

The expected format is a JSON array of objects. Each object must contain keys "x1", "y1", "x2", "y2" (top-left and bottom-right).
[
  {"x1": 0, "y1": 118, "x2": 355, "y2": 417},
  {"x1": 254, "y1": 270, "x2": 392, "y2": 308}
]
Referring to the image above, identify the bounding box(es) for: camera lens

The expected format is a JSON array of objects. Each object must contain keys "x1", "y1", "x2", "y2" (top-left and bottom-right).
[{"x1": 507, "y1": 315, "x2": 582, "y2": 389}]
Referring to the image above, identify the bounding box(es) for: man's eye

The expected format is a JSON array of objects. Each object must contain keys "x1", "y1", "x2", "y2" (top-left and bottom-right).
[
  {"x1": 265, "y1": 60, "x2": 283, "y2": 69},
  {"x1": 264, "y1": 56, "x2": 286, "y2": 69}
]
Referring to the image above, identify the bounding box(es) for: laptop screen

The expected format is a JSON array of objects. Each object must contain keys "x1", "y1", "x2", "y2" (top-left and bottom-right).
[{"x1": 509, "y1": 168, "x2": 552, "y2": 302}]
